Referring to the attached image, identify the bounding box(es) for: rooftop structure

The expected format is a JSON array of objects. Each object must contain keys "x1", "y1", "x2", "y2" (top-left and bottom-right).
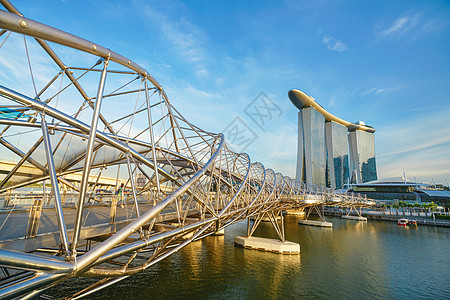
[{"x1": 288, "y1": 89, "x2": 375, "y2": 132}]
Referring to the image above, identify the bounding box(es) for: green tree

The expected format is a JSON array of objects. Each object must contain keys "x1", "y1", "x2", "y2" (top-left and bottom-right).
[
  {"x1": 421, "y1": 202, "x2": 437, "y2": 216},
  {"x1": 429, "y1": 201, "x2": 437, "y2": 212}
]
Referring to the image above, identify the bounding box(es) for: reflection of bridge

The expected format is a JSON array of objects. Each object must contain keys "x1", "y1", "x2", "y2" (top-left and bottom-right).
[{"x1": 0, "y1": 1, "x2": 373, "y2": 298}]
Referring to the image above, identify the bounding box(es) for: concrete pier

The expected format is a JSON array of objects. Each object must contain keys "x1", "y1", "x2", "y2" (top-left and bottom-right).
[
  {"x1": 298, "y1": 220, "x2": 333, "y2": 227},
  {"x1": 341, "y1": 215, "x2": 367, "y2": 221},
  {"x1": 234, "y1": 236, "x2": 300, "y2": 254}
]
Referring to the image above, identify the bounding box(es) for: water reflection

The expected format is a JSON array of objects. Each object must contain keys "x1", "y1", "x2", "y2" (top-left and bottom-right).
[{"x1": 49, "y1": 216, "x2": 450, "y2": 299}]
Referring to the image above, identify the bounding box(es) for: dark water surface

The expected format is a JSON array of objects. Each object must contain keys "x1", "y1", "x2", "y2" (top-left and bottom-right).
[{"x1": 52, "y1": 216, "x2": 450, "y2": 299}]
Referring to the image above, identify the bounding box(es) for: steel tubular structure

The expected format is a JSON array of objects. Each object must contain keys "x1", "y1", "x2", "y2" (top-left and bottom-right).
[{"x1": 0, "y1": 1, "x2": 374, "y2": 298}]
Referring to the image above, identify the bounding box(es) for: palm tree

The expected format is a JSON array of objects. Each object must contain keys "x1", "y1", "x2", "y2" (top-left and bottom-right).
[
  {"x1": 406, "y1": 203, "x2": 414, "y2": 216},
  {"x1": 413, "y1": 202, "x2": 421, "y2": 216},
  {"x1": 421, "y1": 202, "x2": 437, "y2": 217},
  {"x1": 399, "y1": 201, "x2": 406, "y2": 215},
  {"x1": 393, "y1": 204, "x2": 400, "y2": 215},
  {"x1": 424, "y1": 203, "x2": 432, "y2": 216},
  {"x1": 386, "y1": 203, "x2": 392, "y2": 215},
  {"x1": 429, "y1": 202, "x2": 437, "y2": 213}
]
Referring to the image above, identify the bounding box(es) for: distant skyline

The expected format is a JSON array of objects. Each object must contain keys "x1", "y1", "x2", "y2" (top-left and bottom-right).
[{"x1": 3, "y1": 0, "x2": 450, "y2": 185}]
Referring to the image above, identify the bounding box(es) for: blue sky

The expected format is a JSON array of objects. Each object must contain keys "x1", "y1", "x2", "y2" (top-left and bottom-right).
[{"x1": 5, "y1": 0, "x2": 450, "y2": 185}]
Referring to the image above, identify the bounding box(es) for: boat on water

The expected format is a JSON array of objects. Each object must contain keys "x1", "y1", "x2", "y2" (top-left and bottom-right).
[
  {"x1": 398, "y1": 218, "x2": 418, "y2": 226},
  {"x1": 398, "y1": 218, "x2": 409, "y2": 226}
]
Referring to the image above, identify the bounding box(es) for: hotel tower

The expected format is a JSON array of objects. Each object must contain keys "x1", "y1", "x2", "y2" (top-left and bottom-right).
[{"x1": 288, "y1": 89, "x2": 377, "y2": 189}]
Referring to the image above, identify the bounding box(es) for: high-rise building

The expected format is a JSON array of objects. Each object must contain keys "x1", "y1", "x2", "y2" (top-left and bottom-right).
[
  {"x1": 296, "y1": 107, "x2": 327, "y2": 187},
  {"x1": 326, "y1": 121, "x2": 350, "y2": 189},
  {"x1": 289, "y1": 89, "x2": 377, "y2": 188},
  {"x1": 348, "y1": 129, "x2": 377, "y2": 183}
]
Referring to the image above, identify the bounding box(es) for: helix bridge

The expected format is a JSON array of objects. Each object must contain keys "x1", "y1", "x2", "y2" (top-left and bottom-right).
[{"x1": 0, "y1": 1, "x2": 374, "y2": 298}]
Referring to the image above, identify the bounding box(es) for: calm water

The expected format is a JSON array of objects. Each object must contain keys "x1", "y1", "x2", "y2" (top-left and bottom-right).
[{"x1": 51, "y1": 216, "x2": 450, "y2": 299}]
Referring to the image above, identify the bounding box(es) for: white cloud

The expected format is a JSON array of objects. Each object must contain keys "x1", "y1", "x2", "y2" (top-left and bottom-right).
[
  {"x1": 195, "y1": 67, "x2": 210, "y2": 78},
  {"x1": 380, "y1": 17, "x2": 411, "y2": 37},
  {"x1": 378, "y1": 144, "x2": 450, "y2": 184},
  {"x1": 363, "y1": 86, "x2": 405, "y2": 96},
  {"x1": 375, "y1": 13, "x2": 447, "y2": 40},
  {"x1": 160, "y1": 21, "x2": 206, "y2": 63},
  {"x1": 321, "y1": 35, "x2": 348, "y2": 52},
  {"x1": 378, "y1": 136, "x2": 450, "y2": 159},
  {"x1": 140, "y1": 3, "x2": 211, "y2": 80}
]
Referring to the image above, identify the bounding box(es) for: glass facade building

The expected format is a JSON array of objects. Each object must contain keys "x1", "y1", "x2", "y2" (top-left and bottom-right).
[
  {"x1": 349, "y1": 130, "x2": 377, "y2": 183},
  {"x1": 291, "y1": 89, "x2": 377, "y2": 189},
  {"x1": 309, "y1": 108, "x2": 327, "y2": 187},
  {"x1": 325, "y1": 121, "x2": 349, "y2": 189},
  {"x1": 296, "y1": 107, "x2": 326, "y2": 187}
]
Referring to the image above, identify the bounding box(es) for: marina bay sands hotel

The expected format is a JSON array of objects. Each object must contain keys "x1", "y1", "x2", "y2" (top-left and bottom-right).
[{"x1": 288, "y1": 89, "x2": 377, "y2": 189}]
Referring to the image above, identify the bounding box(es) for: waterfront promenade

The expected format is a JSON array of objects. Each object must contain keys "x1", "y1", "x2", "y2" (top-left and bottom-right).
[{"x1": 324, "y1": 207, "x2": 450, "y2": 227}]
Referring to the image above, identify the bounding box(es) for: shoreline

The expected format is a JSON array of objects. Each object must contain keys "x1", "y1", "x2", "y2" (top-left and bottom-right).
[{"x1": 323, "y1": 209, "x2": 450, "y2": 227}]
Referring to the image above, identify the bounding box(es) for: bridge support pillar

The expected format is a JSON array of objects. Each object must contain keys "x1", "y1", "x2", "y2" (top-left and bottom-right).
[
  {"x1": 235, "y1": 211, "x2": 300, "y2": 254},
  {"x1": 212, "y1": 220, "x2": 225, "y2": 235},
  {"x1": 341, "y1": 205, "x2": 367, "y2": 221},
  {"x1": 234, "y1": 236, "x2": 300, "y2": 254},
  {"x1": 298, "y1": 205, "x2": 333, "y2": 227}
]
